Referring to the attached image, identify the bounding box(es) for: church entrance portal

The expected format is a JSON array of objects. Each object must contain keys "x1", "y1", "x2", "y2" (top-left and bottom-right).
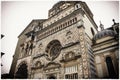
[
  {"x1": 48, "y1": 75, "x2": 56, "y2": 79},
  {"x1": 15, "y1": 63, "x2": 28, "y2": 79}
]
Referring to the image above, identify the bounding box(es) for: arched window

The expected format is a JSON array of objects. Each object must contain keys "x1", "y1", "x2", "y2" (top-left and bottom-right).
[{"x1": 106, "y1": 56, "x2": 116, "y2": 78}]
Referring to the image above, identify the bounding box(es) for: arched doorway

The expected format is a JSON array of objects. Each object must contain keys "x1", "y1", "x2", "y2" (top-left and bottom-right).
[
  {"x1": 106, "y1": 56, "x2": 116, "y2": 78},
  {"x1": 48, "y1": 75, "x2": 56, "y2": 79},
  {"x1": 15, "y1": 63, "x2": 28, "y2": 79}
]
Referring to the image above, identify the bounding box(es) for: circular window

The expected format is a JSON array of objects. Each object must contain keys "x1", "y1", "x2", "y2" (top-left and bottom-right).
[
  {"x1": 46, "y1": 40, "x2": 62, "y2": 60},
  {"x1": 50, "y1": 43, "x2": 61, "y2": 57}
]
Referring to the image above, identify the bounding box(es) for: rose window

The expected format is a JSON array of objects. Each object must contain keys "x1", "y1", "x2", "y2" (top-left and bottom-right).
[{"x1": 46, "y1": 40, "x2": 62, "y2": 60}]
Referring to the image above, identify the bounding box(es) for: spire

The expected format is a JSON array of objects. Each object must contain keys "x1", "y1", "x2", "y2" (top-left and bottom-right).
[{"x1": 99, "y1": 21, "x2": 104, "y2": 31}]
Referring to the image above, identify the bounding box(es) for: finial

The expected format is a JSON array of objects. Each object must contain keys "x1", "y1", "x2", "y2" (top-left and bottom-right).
[
  {"x1": 112, "y1": 19, "x2": 116, "y2": 25},
  {"x1": 99, "y1": 21, "x2": 104, "y2": 31}
]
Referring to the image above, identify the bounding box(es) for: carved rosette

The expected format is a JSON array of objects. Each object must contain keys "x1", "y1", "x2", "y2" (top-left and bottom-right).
[{"x1": 79, "y1": 27, "x2": 89, "y2": 78}]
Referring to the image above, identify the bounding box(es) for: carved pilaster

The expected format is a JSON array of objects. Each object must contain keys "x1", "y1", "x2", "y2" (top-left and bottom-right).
[
  {"x1": 78, "y1": 27, "x2": 89, "y2": 78},
  {"x1": 78, "y1": 58, "x2": 83, "y2": 78},
  {"x1": 60, "y1": 65, "x2": 65, "y2": 79}
]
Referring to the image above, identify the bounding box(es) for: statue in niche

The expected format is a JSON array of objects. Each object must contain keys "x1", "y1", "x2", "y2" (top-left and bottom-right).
[
  {"x1": 24, "y1": 41, "x2": 34, "y2": 55},
  {"x1": 25, "y1": 43, "x2": 29, "y2": 55},
  {"x1": 20, "y1": 43, "x2": 25, "y2": 58},
  {"x1": 29, "y1": 42, "x2": 33, "y2": 55},
  {"x1": 20, "y1": 44, "x2": 24, "y2": 53}
]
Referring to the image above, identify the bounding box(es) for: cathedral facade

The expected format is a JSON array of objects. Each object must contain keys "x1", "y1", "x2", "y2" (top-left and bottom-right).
[{"x1": 9, "y1": 1, "x2": 119, "y2": 79}]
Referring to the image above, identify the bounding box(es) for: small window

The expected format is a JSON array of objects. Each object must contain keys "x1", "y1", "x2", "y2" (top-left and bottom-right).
[
  {"x1": 91, "y1": 27, "x2": 95, "y2": 36},
  {"x1": 63, "y1": 24, "x2": 65, "y2": 27},
  {"x1": 70, "y1": 20, "x2": 72, "y2": 24},
  {"x1": 72, "y1": 18, "x2": 75, "y2": 23},
  {"x1": 68, "y1": 21, "x2": 70, "y2": 25},
  {"x1": 53, "y1": 28, "x2": 55, "y2": 32},
  {"x1": 76, "y1": 5, "x2": 79, "y2": 9},
  {"x1": 75, "y1": 4, "x2": 81, "y2": 10},
  {"x1": 60, "y1": 25, "x2": 62, "y2": 29},
  {"x1": 74, "y1": 17, "x2": 77, "y2": 22},
  {"x1": 65, "y1": 22, "x2": 67, "y2": 27}
]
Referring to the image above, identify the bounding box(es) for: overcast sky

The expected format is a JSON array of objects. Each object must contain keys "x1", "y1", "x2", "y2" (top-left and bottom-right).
[{"x1": 1, "y1": 0, "x2": 119, "y2": 74}]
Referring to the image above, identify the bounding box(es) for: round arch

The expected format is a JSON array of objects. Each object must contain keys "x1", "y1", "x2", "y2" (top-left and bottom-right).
[
  {"x1": 105, "y1": 56, "x2": 116, "y2": 78},
  {"x1": 15, "y1": 61, "x2": 28, "y2": 79}
]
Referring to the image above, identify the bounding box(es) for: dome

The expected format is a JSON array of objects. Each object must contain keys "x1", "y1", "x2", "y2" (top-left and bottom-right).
[{"x1": 94, "y1": 29, "x2": 115, "y2": 40}]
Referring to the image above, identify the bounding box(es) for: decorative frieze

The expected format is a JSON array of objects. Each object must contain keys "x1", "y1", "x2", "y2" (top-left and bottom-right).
[
  {"x1": 62, "y1": 41, "x2": 79, "y2": 49},
  {"x1": 60, "y1": 50, "x2": 81, "y2": 63},
  {"x1": 44, "y1": 62, "x2": 61, "y2": 70},
  {"x1": 37, "y1": 17, "x2": 78, "y2": 41}
]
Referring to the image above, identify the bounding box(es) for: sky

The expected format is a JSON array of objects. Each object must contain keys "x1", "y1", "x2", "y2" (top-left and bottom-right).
[{"x1": 1, "y1": 0, "x2": 119, "y2": 74}]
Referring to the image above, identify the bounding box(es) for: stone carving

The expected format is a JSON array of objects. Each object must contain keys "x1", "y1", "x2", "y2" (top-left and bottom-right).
[
  {"x1": 99, "y1": 21, "x2": 104, "y2": 31},
  {"x1": 20, "y1": 43, "x2": 25, "y2": 54},
  {"x1": 20, "y1": 43, "x2": 27, "y2": 57},
  {"x1": 20, "y1": 41, "x2": 34, "y2": 57},
  {"x1": 60, "y1": 51, "x2": 81, "y2": 62},
  {"x1": 45, "y1": 40, "x2": 62, "y2": 61},
  {"x1": 35, "y1": 42, "x2": 43, "y2": 54},
  {"x1": 31, "y1": 60, "x2": 44, "y2": 69},
  {"x1": 33, "y1": 53, "x2": 47, "y2": 59},
  {"x1": 44, "y1": 62, "x2": 61, "y2": 70},
  {"x1": 65, "y1": 30, "x2": 73, "y2": 44},
  {"x1": 38, "y1": 43, "x2": 43, "y2": 53},
  {"x1": 79, "y1": 28, "x2": 89, "y2": 78},
  {"x1": 38, "y1": 43, "x2": 43, "y2": 51}
]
